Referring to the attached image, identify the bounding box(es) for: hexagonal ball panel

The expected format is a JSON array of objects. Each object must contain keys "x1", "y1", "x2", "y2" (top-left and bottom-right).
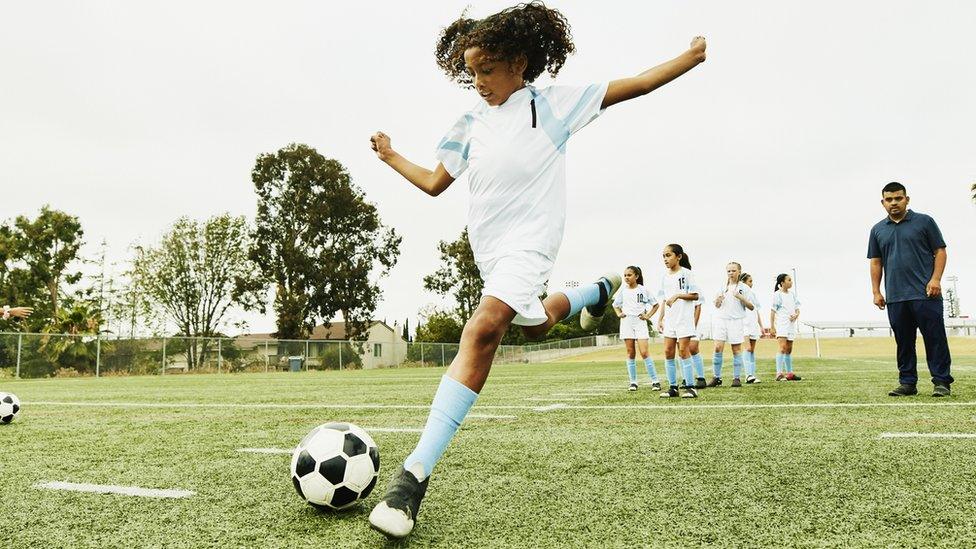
[
  {"x1": 361, "y1": 476, "x2": 378, "y2": 499},
  {"x1": 368, "y1": 446, "x2": 380, "y2": 471},
  {"x1": 294, "y1": 450, "x2": 316, "y2": 478},
  {"x1": 343, "y1": 432, "x2": 367, "y2": 457},
  {"x1": 318, "y1": 455, "x2": 347, "y2": 485},
  {"x1": 330, "y1": 485, "x2": 359, "y2": 509}
]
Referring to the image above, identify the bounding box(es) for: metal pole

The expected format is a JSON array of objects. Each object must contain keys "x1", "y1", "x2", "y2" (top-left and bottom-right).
[
  {"x1": 16, "y1": 333, "x2": 22, "y2": 379},
  {"x1": 95, "y1": 335, "x2": 101, "y2": 378},
  {"x1": 218, "y1": 338, "x2": 222, "y2": 374},
  {"x1": 264, "y1": 340, "x2": 269, "y2": 372},
  {"x1": 814, "y1": 328, "x2": 821, "y2": 358},
  {"x1": 161, "y1": 338, "x2": 167, "y2": 375},
  {"x1": 305, "y1": 340, "x2": 310, "y2": 371},
  {"x1": 420, "y1": 343, "x2": 424, "y2": 366},
  {"x1": 339, "y1": 342, "x2": 343, "y2": 370},
  {"x1": 441, "y1": 343, "x2": 445, "y2": 367}
]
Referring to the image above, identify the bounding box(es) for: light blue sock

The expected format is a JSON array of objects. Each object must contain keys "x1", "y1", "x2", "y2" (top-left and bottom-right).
[
  {"x1": 626, "y1": 359, "x2": 637, "y2": 383},
  {"x1": 712, "y1": 352, "x2": 723, "y2": 378},
  {"x1": 563, "y1": 279, "x2": 611, "y2": 317},
  {"x1": 732, "y1": 353, "x2": 743, "y2": 379},
  {"x1": 775, "y1": 353, "x2": 783, "y2": 374},
  {"x1": 643, "y1": 357, "x2": 658, "y2": 382},
  {"x1": 681, "y1": 357, "x2": 694, "y2": 386},
  {"x1": 745, "y1": 351, "x2": 756, "y2": 377},
  {"x1": 665, "y1": 358, "x2": 677, "y2": 387},
  {"x1": 785, "y1": 354, "x2": 793, "y2": 373},
  {"x1": 692, "y1": 353, "x2": 705, "y2": 379},
  {"x1": 403, "y1": 375, "x2": 478, "y2": 480}
]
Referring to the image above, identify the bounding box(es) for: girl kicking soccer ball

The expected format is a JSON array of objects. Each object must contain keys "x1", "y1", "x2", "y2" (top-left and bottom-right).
[
  {"x1": 368, "y1": 3, "x2": 707, "y2": 538},
  {"x1": 739, "y1": 273, "x2": 766, "y2": 383},
  {"x1": 614, "y1": 266, "x2": 661, "y2": 391},
  {"x1": 770, "y1": 273, "x2": 802, "y2": 381},
  {"x1": 656, "y1": 244, "x2": 701, "y2": 399}
]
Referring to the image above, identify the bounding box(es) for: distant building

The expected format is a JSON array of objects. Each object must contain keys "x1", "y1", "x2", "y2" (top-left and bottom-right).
[{"x1": 235, "y1": 320, "x2": 408, "y2": 370}]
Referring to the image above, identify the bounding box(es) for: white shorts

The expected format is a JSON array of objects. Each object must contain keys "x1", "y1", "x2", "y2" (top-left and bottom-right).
[
  {"x1": 619, "y1": 316, "x2": 650, "y2": 340},
  {"x1": 662, "y1": 316, "x2": 696, "y2": 339},
  {"x1": 478, "y1": 250, "x2": 552, "y2": 327},
  {"x1": 712, "y1": 317, "x2": 745, "y2": 344},
  {"x1": 743, "y1": 322, "x2": 762, "y2": 340},
  {"x1": 774, "y1": 319, "x2": 797, "y2": 341}
]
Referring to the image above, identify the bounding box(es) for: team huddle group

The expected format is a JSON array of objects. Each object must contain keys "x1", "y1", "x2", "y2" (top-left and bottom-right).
[{"x1": 606, "y1": 243, "x2": 804, "y2": 399}]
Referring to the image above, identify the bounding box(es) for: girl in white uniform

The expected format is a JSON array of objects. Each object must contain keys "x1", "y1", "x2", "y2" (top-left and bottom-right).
[
  {"x1": 656, "y1": 244, "x2": 700, "y2": 398},
  {"x1": 707, "y1": 262, "x2": 754, "y2": 387},
  {"x1": 368, "y1": 3, "x2": 708, "y2": 538},
  {"x1": 770, "y1": 273, "x2": 802, "y2": 381},
  {"x1": 613, "y1": 266, "x2": 660, "y2": 391},
  {"x1": 739, "y1": 273, "x2": 765, "y2": 384}
]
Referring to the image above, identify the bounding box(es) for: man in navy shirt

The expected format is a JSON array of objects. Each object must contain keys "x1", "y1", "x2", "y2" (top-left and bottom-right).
[{"x1": 868, "y1": 182, "x2": 952, "y2": 397}]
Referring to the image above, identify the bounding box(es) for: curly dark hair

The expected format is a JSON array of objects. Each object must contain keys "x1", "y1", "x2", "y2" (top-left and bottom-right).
[{"x1": 435, "y1": 2, "x2": 575, "y2": 88}]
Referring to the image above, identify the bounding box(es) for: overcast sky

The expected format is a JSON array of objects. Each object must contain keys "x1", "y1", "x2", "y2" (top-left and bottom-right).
[{"x1": 2, "y1": 1, "x2": 974, "y2": 336}]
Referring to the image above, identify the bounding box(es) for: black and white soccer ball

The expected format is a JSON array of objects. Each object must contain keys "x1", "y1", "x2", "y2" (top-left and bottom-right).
[
  {"x1": 0, "y1": 392, "x2": 20, "y2": 424},
  {"x1": 290, "y1": 422, "x2": 380, "y2": 510}
]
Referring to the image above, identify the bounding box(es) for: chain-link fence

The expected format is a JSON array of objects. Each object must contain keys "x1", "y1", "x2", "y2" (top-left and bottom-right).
[{"x1": 0, "y1": 332, "x2": 618, "y2": 379}]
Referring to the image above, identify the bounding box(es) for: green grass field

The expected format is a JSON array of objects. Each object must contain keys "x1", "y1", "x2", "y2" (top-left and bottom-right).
[{"x1": 2, "y1": 344, "x2": 975, "y2": 548}]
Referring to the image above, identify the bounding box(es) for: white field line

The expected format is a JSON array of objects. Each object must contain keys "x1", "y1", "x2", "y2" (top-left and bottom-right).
[
  {"x1": 35, "y1": 481, "x2": 194, "y2": 499},
  {"x1": 533, "y1": 403, "x2": 568, "y2": 412},
  {"x1": 879, "y1": 432, "x2": 976, "y2": 439},
  {"x1": 367, "y1": 427, "x2": 423, "y2": 433},
  {"x1": 551, "y1": 392, "x2": 609, "y2": 397},
  {"x1": 25, "y1": 400, "x2": 976, "y2": 412},
  {"x1": 467, "y1": 413, "x2": 517, "y2": 420},
  {"x1": 525, "y1": 397, "x2": 588, "y2": 402},
  {"x1": 239, "y1": 448, "x2": 292, "y2": 454}
]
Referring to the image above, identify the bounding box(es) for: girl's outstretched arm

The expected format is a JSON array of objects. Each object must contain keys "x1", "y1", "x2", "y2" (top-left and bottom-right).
[
  {"x1": 602, "y1": 37, "x2": 707, "y2": 109},
  {"x1": 370, "y1": 131, "x2": 455, "y2": 197}
]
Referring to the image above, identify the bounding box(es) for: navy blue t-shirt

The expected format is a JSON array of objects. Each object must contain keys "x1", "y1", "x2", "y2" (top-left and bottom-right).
[{"x1": 867, "y1": 210, "x2": 947, "y2": 303}]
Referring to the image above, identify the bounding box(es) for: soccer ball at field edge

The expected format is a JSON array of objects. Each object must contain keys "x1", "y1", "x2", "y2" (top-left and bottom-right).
[
  {"x1": 0, "y1": 392, "x2": 21, "y2": 424},
  {"x1": 290, "y1": 422, "x2": 380, "y2": 510}
]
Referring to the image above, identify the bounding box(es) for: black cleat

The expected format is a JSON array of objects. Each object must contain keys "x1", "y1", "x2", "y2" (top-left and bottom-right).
[
  {"x1": 706, "y1": 377, "x2": 722, "y2": 388},
  {"x1": 932, "y1": 384, "x2": 951, "y2": 397},
  {"x1": 695, "y1": 377, "x2": 707, "y2": 389},
  {"x1": 660, "y1": 386, "x2": 680, "y2": 398},
  {"x1": 369, "y1": 466, "x2": 429, "y2": 539},
  {"x1": 888, "y1": 384, "x2": 918, "y2": 397}
]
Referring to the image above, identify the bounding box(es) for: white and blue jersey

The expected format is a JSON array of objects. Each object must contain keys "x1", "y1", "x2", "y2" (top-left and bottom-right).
[
  {"x1": 435, "y1": 83, "x2": 608, "y2": 264},
  {"x1": 659, "y1": 267, "x2": 700, "y2": 329},
  {"x1": 434, "y1": 83, "x2": 609, "y2": 326},
  {"x1": 614, "y1": 284, "x2": 657, "y2": 317},
  {"x1": 772, "y1": 290, "x2": 801, "y2": 339}
]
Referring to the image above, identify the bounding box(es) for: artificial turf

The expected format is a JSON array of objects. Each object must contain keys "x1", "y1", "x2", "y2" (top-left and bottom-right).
[{"x1": 1, "y1": 351, "x2": 974, "y2": 548}]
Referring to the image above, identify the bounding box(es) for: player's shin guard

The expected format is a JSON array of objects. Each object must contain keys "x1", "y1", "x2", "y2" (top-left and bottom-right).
[
  {"x1": 626, "y1": 359, "x2": 637, "y2": 383},
  {"x1": 732, "y1": 353, "x2": 743, "y2": 379},
  {"x1": 775, "y1": 353, "x2": 784, "y2": 374},
  {"x1": 692, "y1": 353, "x2": 705, "y2": 379},
  {"x1": 712, "y1": 352, "x2": 723, "y2": 378},
  {"x1": 644, "y1": 357, "x2": 658, "y2": 382},
  {"x1": 784, "y1": 354, "x2": 793, "y2": 373},
  {"x1": 681, "y1": 358, "x2": 694, "y2": 387},
  {"x1": 665, "y1": 358, "x2": 677, "y2": 387},
  {"x1": 744, "y1": 351, "x2": 756, "y2": 377},
  {"x1": 562, "y1": 279, "x2": 610, "y2": 318},
  {"x1": 403, "y1": 375, "x2": 477, "y2": 481}
]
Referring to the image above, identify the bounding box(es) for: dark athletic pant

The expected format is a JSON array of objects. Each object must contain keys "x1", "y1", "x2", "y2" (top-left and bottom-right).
[{"x1": 886, "y1": 299, "x2": 953, "y2": 386}]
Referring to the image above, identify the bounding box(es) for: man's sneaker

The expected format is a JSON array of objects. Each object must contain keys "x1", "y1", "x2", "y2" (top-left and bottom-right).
[
  {"x1": 731, "y1": 377, "x2": 742, "y2": 387},
  {"x1": 888, "y1": 384, "x2": 918, "y2": 397},
  {"x1": 775, "y1": 373, "x2": 786, "y2": 381},
  {"x1": 932, "y1": 384, "x2": 951, "y2": 397},
  {"x1": 695, "y1": 377, "x2": 707, "y2": 389},
  {"x1": 745, "y1": 375, "x2": 760, "y2": 384},
  {"x1": 650, "y1": 381, "x2": 662, "y2": 391},
  {"x1": 784, "y1": 373, "x2": 802, "y2": 381},
  {"x1": 628, "y1": 382, "x2": 638, "y2": 392},
  {"x1": 681, "y1": 387, "x2": 698, "y2": 399},
  {"x1": 660, "y1": 386, "x2": 680, "y2": 398},
  {"x1": 706, "y1": 377, "x2": 722, "y2": 388},
  {"x1": 580, "y1": 273, "x2": 623, "y2": 331},
  {"x1": 368, "y1": 466, "x2": 429, "y2": 539}
]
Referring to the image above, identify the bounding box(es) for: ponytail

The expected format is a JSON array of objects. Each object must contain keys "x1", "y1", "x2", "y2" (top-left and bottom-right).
[
  {"x1": 739, "y1": 272, "x2": 751, "y2": 284},
  {"x1": 626, "y1": 265, "x2": 644, "y2": 286},
  {"x1": 775, "y1": 273, "x2": 788, "y2": 292},
  {"x1": 667, "y1": 243, "x2": 692, "y2": 270}
]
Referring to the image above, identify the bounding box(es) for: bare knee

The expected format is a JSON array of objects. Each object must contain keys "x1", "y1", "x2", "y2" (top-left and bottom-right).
[{"x1": 464, "y1": 309, "x2": 509, "y2": 347}]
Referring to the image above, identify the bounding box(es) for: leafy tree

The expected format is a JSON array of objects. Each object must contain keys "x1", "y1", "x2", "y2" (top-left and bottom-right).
[
  {"x1": 0, "y1": 207, "x2": 85, "y2": 330},
  {"x1": 971, "y1": 181, "x2": 975, "y2": 203},
  {"x1": 250, "y1": 143, "x2": 400, "y2": 340},
  {"x1": 423, "y1": 228, "x2": 482, "y2": 323},
  {"x1": 414, "y1": 310, "x2": 463, "y2": 343},
  {"x1": 132, "y1": 214, "x2": 264, "y2": 368}
]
